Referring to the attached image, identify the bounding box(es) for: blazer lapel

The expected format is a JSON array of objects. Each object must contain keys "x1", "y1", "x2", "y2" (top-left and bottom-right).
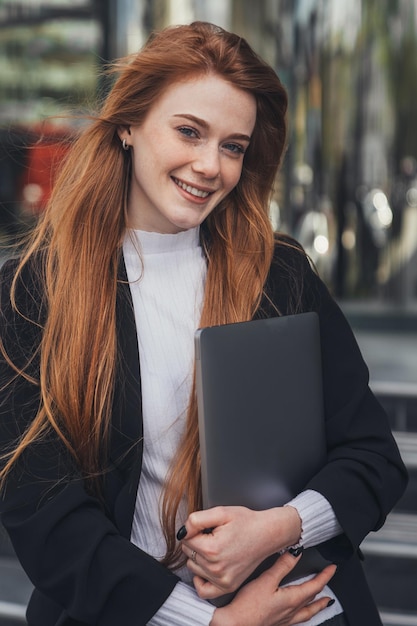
[
  {"x1": 104, "y1": 255, "x2": 145, "y2": 536},
  {"x1": 110, "y1": 255, "x2": 143, "y2": 476}
]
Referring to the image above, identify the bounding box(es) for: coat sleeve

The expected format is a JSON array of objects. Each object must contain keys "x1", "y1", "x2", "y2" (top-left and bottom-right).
[
  {"x1": 266, "y1": 239, "x2": 408, "y2": 561},
  {"x1": 307, "y1": 271, "x2": 408, "y2": 555},
  {"x1": 0, "y1": 260, "x2": 178, "y2": 626},
  {"x1": 305, "y1": 263, "x2": 407, "y2": 557}
]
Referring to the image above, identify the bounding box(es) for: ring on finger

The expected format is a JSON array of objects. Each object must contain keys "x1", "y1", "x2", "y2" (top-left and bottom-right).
[{"x1": 191, "y1": 550, "x2": 197, "y2": 564}]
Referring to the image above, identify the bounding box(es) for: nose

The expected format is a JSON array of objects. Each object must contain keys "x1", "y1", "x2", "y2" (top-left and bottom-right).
[{"x1": 192, "y1": 145, "x2": 221, "y2": 179}]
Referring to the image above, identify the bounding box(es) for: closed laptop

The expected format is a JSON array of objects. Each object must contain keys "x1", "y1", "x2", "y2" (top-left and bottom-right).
[{"x1": 195, "y1": 312, "x2": 330, "y2": 600}]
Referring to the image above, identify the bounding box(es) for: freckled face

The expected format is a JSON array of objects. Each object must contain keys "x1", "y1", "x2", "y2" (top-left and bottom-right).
[{"x1": 119, "y1": 74, "x2": 257, "y2": 234}]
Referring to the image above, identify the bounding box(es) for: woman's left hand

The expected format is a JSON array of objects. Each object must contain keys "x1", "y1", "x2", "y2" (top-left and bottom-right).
[{"x1": 178, "y1": 505, "x2": 302, "y2": 599}]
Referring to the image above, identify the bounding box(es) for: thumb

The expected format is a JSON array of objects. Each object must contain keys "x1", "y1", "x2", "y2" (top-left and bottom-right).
[
  {"x1": 259, "y1": 550, "x2": 303, "y2": 586},
  {"x1": 176, "y1": 506, "x2": 228, "y2": 540},
  {"x1": 193, "y1": 575, "x2": 227, "y2": 599}
]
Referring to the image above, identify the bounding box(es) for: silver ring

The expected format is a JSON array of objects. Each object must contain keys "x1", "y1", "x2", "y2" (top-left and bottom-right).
[{"x1": 191, "y1": 550, "x2": 197, "y2": 564}]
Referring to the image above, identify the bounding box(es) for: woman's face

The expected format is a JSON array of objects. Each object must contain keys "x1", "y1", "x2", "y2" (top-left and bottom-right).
[{"x1": 119, "y1": 73, "x2": 256, "y2": 233}]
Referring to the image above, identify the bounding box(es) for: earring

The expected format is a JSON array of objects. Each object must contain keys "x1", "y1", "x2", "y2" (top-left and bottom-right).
[{"x1": 122, "y1": 138, "x2": 130, "y2": 151}]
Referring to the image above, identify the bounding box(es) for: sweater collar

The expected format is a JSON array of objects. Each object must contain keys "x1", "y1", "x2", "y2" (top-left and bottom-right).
[{"x1": 124, "y1": 226, "x2": 200, "y2": 255}]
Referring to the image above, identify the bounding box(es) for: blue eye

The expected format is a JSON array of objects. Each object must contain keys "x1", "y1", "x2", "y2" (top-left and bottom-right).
[
  {"x1": 178, "y1": 126, "x2": 198, "y2": 138},
  {"x1": 224, "y1": 143, "x2": 245, "y2": 155}
]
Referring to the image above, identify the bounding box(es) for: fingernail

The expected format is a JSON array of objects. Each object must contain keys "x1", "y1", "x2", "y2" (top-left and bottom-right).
[
  {"x1": 327, "y1": 599, "x2": 335, "y2": 608},
  {"x1": 176, "y1": 525, "x2": 187, "y2": 541},
  {"x1": 288, "y1": 546, "x2": 304, "y2": 557}
]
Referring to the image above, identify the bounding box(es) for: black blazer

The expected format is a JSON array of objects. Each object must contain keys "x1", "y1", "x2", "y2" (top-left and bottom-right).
[{"x1": 0, "y1": 238, "x2": 408, "y2": 626}]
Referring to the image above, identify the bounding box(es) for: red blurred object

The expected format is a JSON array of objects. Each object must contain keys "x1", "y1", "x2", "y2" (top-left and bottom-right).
[{"x1": 17, "y1": 123, "x2": 73, "y2": 216}]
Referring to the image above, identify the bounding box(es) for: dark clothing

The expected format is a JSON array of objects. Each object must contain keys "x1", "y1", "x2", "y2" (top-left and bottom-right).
[
  {"x1": 323, "y1": 615, "x2": 349, "y2": 626},
  {"x1": 0, "y1": 236, "x2": 408, "y2": 625}
]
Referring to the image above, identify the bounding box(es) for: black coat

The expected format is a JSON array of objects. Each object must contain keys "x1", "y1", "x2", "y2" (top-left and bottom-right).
[{"x1": 0, "y1": 238, "x2": 408, "y2": 626}]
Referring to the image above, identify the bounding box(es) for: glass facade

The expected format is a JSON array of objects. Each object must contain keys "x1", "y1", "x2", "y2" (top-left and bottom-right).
[
  {"x1": 0, "y1": 0, "x2": 102, "y2": 239},
  {"x1": 231, "y1": 0, "x2": 417, "y2": 305}
]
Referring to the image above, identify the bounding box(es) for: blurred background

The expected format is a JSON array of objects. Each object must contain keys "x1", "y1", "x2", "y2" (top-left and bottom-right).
[{"x1": 0, "y1": 1, "x2": 416, "y2": 625}]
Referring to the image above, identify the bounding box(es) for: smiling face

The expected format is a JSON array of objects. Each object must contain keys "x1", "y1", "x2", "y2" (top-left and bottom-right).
[{"x1": 118, "y1": 73, "x2": 257, "y2": 233}]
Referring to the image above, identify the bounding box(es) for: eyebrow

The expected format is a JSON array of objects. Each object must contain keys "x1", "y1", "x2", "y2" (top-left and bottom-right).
[{"x1": 173, "y1": 113, "x2": 252, "y2": 142}]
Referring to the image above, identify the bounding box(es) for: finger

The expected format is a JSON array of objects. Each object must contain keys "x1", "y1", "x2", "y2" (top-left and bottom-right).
[
  {"x1": 184, "y1": 546, "x2": 208, "y2": 569},
  {"x1": 176, "y1": 511, "x2": 217, "y2": 542},
  {"x1": 182, "y1": 507, "x2": 227, "y2": 540},
  {"x1": 185, "y1": 549, "x2": 226, "y2": 589},
  {"x1": 283, "y1": 563, "x2": 338, "y2": 607},
  {"x1": 269, "y1": 550, "x2": 337, "y2": 590},
  {"x1": 287, "y1": 595, "x2": 335, "y2": 625},
  {"x1": 193, "y1": 575, "x2": 228, "y2": 600},
  {"x1": 297, "y1": 563, "x2": 337, "y2": 595},
  {"x1": 258, "y1": 550, "x2": 303, "y2": 586},
  {"x1": 185, "y1": 549, "x2": 237, "y2": 595}
]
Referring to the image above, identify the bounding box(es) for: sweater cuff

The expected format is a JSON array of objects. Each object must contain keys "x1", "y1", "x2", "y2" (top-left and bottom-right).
[
  {"x1": 286, "y1": 489, "x2": 342, "y2": 548},
  {"x1": 147, "y1": 581, "x2": 215, "y2": 626}
]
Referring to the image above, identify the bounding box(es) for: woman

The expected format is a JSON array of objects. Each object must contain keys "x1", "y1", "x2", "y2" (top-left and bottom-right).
[{"x1": 0, "y1": 21, "x2": 407, "y2": 626}]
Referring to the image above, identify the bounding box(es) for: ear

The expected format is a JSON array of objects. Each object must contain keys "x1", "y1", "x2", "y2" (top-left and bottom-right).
[{"x1": 117, "y1": 125, "x2": 131, "y2": 142}]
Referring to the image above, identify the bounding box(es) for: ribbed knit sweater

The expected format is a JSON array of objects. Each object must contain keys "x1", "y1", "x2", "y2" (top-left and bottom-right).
[{"x1": 122, "y1": 227, "x2": 341, "y2": 625}]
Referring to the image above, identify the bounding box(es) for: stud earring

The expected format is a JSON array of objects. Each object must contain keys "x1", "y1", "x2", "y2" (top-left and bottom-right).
[{"x1": 122, "y1": 138, "x2": 130, "y2": 151}]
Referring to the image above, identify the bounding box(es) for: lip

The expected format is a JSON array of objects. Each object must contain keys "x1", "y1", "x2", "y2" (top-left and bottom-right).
[{"x1": 172, "y1": 176, "x2": 216, "y2": 201}]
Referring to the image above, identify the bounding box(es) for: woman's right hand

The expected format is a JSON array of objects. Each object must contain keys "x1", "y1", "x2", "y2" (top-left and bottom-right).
[{"x1": 210, "y1": 551, "x2": 337, "y2": 626}]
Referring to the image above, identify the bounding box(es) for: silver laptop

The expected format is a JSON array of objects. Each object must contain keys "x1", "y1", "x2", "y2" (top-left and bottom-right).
[{"x1": 195, "y1": 312, "x2": 330, "y2": 600}]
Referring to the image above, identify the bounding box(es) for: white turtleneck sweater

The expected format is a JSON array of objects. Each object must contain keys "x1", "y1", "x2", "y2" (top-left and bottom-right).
[{"x1": 122, "y1": 227, "x2": 342, "y2": 626}]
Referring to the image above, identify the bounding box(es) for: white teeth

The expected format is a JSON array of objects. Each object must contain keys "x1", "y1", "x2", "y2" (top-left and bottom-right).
[{"x1": 174, "y1": 178, "x2": 210, "y2": 198}]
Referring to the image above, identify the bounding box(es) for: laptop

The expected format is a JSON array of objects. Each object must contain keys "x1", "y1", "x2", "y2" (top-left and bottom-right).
[{"x1": 195, "y1": 312, "x2": 330, "y2": 602}]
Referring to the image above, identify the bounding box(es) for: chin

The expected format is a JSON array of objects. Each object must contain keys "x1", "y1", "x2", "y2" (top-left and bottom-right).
[{"x1": 170, "y1": 216, "x2": 204, "y2": 232}]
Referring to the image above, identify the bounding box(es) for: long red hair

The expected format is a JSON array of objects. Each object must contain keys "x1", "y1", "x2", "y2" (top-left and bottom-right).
[{"x1": 0, "y1": 22, "x2": 288, "y2": 567}]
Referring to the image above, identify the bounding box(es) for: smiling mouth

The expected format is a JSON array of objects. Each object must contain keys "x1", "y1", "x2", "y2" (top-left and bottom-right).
[{"x1": 172, "y1": 177, "x2": 213, "y2": 199}]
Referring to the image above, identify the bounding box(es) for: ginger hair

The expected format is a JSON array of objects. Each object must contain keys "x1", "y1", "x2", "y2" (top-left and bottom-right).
[{"x1": 0, "y1": 22, "x2": 288, "y2": 567}]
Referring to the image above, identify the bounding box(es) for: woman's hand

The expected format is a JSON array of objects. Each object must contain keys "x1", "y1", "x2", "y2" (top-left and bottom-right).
[
  {"x1": 210, "y1": 552, "x2": 337, "y2": 626},
  {"x1": 178, "y1": 505, "x2": 302, "y2": 597}
]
